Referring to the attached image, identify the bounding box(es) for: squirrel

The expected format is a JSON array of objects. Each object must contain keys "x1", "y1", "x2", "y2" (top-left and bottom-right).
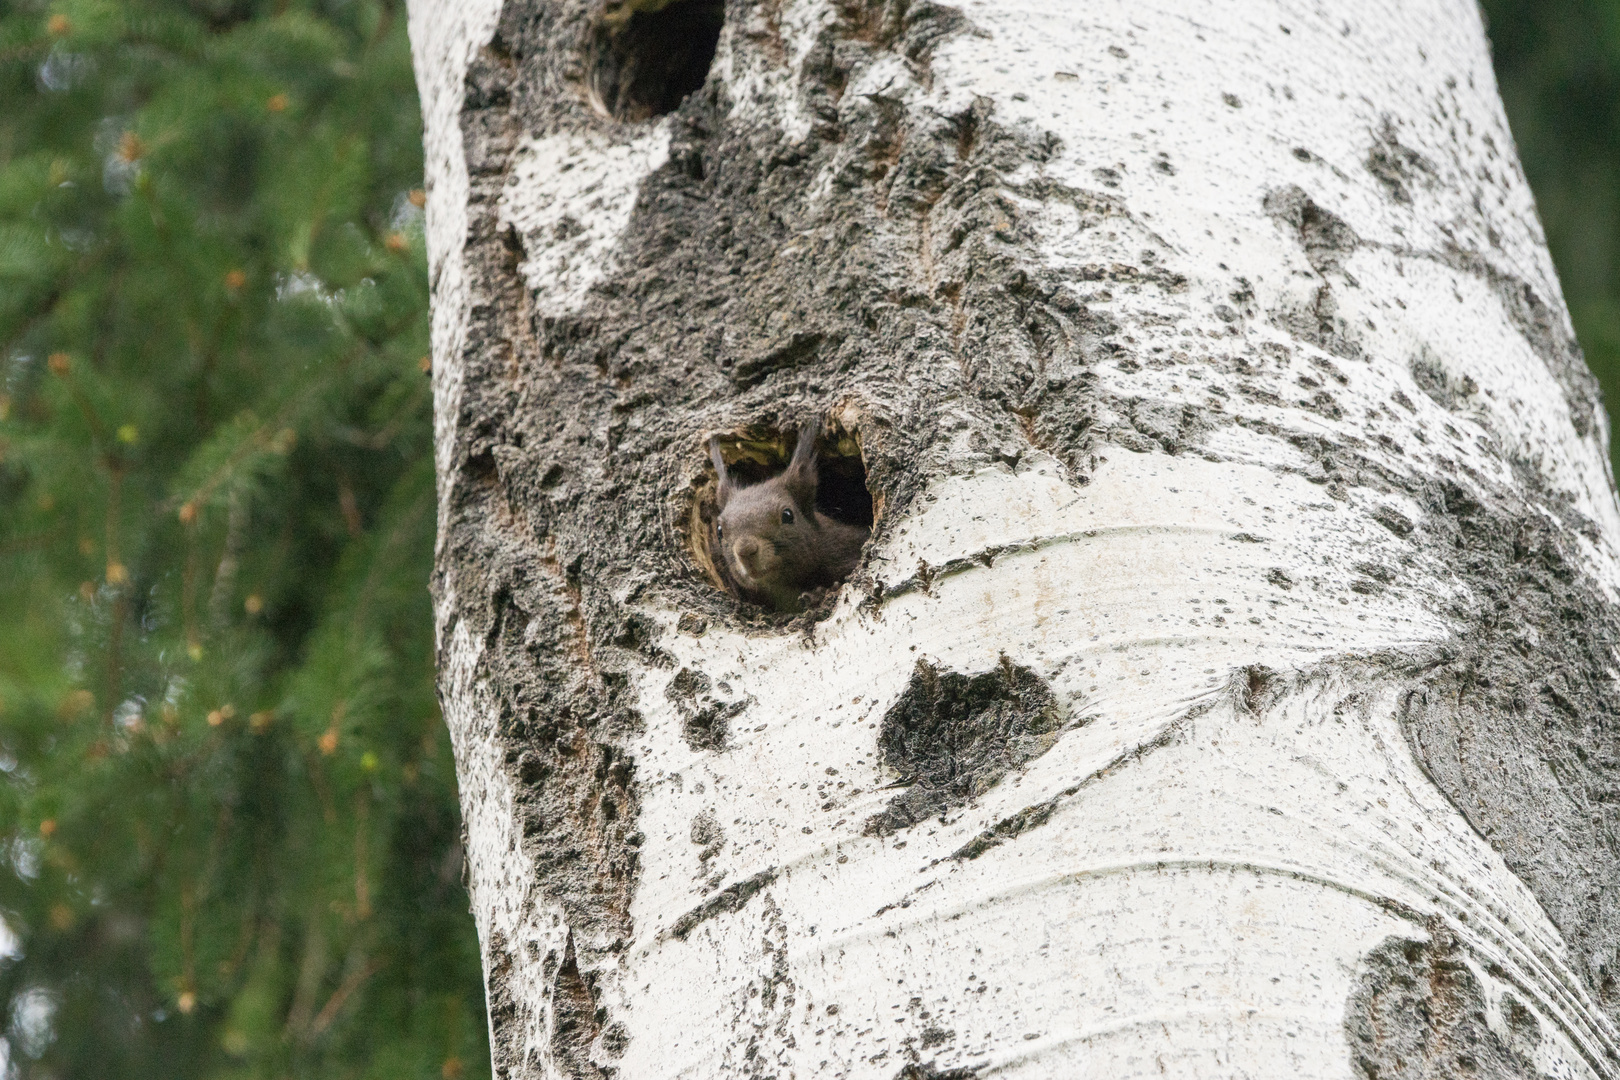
[{"x1": 709, "y1": 422, "x2": 869, "y2": 612}]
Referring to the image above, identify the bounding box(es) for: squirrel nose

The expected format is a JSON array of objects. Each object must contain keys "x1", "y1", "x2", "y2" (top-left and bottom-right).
[{"x1": 735, "y1": 537, "x2": 761, "y2": 562}]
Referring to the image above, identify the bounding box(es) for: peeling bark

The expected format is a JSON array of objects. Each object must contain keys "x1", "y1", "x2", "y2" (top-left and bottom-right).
[{"x1": 409, "y1": 0, "x2": 1620, "y2": 1075}]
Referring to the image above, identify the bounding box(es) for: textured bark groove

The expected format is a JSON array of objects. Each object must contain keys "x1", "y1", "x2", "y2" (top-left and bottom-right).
[
  {"x1": 549, "y1": 936, "x2": 608, "y2": 1077},
  {"x1": 443, "y1": 15, "x2": 661, "y2": 1077}
]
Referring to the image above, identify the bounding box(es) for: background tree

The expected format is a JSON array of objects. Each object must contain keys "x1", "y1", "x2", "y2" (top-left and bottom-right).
[
  {"x1": 1484, "y1": 0, "x2": 1620, "y2": 474},
  {"x1": 413, "y1": 0, "x2": 1620, "y2": 1077},
  {"x1": 0, "y1": 1, "x2": 486, "y2": 1077}
]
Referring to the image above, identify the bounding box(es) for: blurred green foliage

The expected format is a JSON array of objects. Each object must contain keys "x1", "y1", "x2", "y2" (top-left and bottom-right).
[
  {"x1": 0, "y1": 1, "x2": 486, "y2": 1078},
  {"x1": 1486, "y1": 0, "x2": 1620, "y2": 470}
]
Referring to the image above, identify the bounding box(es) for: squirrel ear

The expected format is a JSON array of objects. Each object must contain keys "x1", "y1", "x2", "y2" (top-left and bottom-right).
[
  {"x1": 710, "y1": 436, "x2": 733, "y2": 508},
  {"x1": 782, "y1": 421, "x2": 820, "y2": 510}
]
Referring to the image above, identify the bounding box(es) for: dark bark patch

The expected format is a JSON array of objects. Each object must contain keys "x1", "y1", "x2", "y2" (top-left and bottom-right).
[
  {"x1": 865, "y1": 657, "x2": 1063, "y2": 837},
  {"x1": 1124, "y1": 397, "x2": 1207, "y2": 453},
  {"x1": 1371, "y1": 505, "x2": 1414, "y2": 536},
  {"x1": 1364, "y1": 116, "x2": 1437, "y2": 205},
  {"x1": 1262, "y1": 186, "x2": 1368, "y2": 360},
  {"x1": 689, "y1": 807, "x2": 724, "y2": 865},
  {"x1": 893, "y1": 1064, "x2": 979, "y2": 1080},
  {"x1": 1345, "y1": 929, "x2": 1549, "y2": 1080},
  {"x1": 669, "y1": 866, "x2": 779, "y2": 939},
  {"x1": 1410, "y1": 345, "x2": 1479, "y2": 411},
  {"x1": 1353, "y1": 560, "x2": 1396, "y2": 584},
  {"x1": 1301, "y1": 388, "x2": 1345, "y2": 419},
  {"x1": 665, "y1": 666, "x2": 748, "y2": 751},
  {"x1": 551, "y1": 935, "x2": 608, "y2": 1079},
  {"x1": 946, "y1": 794, "x2": 1061, "y2": 860},
  {"x1": 1264, "y1": 184, "x2": 1362, "y2": 275}
]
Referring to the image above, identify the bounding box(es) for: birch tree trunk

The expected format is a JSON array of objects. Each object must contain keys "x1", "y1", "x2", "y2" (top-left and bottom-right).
[{"x1": 408, "y1": 0, "x2": 1620, "y2": 1076}]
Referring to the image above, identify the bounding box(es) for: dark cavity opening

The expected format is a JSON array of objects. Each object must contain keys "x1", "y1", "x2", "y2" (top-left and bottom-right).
[{"x1": 588, "y1": 0, "x2": 724, "y2": 122}]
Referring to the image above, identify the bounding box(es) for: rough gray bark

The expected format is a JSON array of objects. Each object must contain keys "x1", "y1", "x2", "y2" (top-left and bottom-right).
[{"x1": 411, "y1": 0, "x2": 1620, "y2": 1075}]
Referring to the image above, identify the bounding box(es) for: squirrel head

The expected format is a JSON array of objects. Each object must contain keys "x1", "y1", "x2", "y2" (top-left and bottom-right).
[{"x1": 709, "y1": 424, "x2": 824, "y2": 608}]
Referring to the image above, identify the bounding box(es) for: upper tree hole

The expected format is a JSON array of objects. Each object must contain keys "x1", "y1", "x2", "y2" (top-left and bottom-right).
[{"x1": 587, "y1": 0, "x2": 724, "y2": 122}]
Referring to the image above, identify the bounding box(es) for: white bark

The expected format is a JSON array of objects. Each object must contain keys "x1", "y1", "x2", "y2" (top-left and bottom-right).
[{"x1": 412, "y1": 0, "x2": 1620, "y2": 1076}]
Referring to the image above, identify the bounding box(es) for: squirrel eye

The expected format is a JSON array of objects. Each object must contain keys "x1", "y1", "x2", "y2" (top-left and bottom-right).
[
  {"x1": 781, "y1": 507, "x2": 794, "y2": 525},
  {"x1": 716, "y1": 522, "x2": 724, "y2": 540}
]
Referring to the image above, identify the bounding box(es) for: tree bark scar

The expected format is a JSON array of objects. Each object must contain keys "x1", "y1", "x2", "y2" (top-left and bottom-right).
[{"x1": 866, "y1": 658, "x2": 1064, "y2": 837}]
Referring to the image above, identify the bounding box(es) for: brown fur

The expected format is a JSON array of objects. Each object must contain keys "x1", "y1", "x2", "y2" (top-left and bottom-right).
[{"x1": 709, "y1": 424, "x2": 869, "y2": 611}]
